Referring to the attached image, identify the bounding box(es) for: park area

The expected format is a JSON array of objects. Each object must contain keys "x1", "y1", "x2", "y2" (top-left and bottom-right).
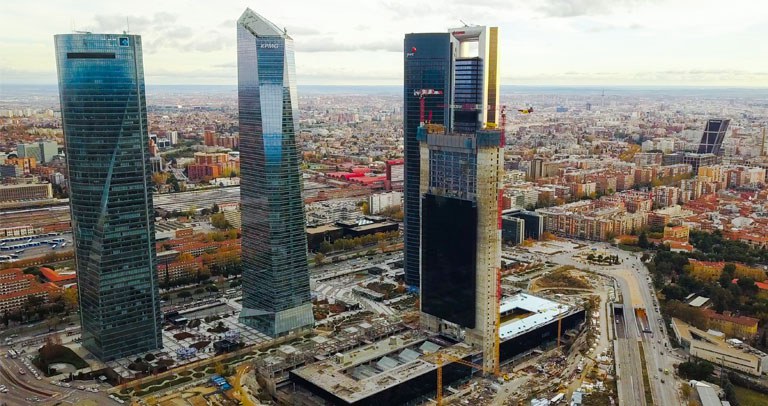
[
  {"x1": 734, "y1": 386, "x2": 768, "y2": 406},
  {"x1": 531, "y1": 266, "x2": 592, "y2": 292},
  {"x1": 33, "y1": 342, "x2": 89, "y2": 376}
]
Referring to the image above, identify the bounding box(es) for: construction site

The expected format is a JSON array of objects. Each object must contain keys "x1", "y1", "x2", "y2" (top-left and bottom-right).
[
  {"x1": 285, "y1": 292, "x2": 585, "y2": 406},
  {"x1": 98, "y1": 21, "x2": 612, "y2": 406}
]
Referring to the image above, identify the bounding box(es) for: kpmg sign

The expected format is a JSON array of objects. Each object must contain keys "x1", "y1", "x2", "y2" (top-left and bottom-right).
[{"x1": 260, "y1": 43, "x2": 280, "y2": 49}]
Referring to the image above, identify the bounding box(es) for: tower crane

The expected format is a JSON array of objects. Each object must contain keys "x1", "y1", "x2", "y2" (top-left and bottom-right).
[
  {"x1": 234, "y1": 364, "x2": 255, "y2": 406},
  {"x1": 424, "y1": 352, "x2": 504, "y2": 406},
  {"x1": 414, "y1": 89, "x2": 444, "y2": 125},
  {"x1": 534, "y1": 305, "x2": 566, "y2": 348}
]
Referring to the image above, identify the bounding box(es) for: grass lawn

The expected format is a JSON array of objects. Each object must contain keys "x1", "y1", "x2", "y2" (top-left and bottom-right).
[
  {"x1": 617, "y1": 244, "x2": 643, "y2": 252},
  {"x1": 734, "y1": 386, "x2": 768, "y2": 406}
]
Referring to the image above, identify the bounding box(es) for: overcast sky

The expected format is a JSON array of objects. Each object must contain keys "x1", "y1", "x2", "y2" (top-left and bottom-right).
[{"x1": 1, "y1": 0, "x2": 767, "y2": 86}]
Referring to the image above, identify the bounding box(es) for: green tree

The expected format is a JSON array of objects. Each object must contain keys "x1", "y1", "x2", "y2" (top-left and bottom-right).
[
  {"x1": 210, "y1": 213, "x2": 231, "y2": 230},
  {"x1": 677, "y1": 360, "x2": 715, "y2": 381},
  {"x1": 317, "y1": 241, "x2": 333, "y2": 254},
  {"x1": 638, "y1": 231, "x2": 649, "y2": 249},
  {"x1": 166, "y1": 173, "x2": 181, "y2": 192}
]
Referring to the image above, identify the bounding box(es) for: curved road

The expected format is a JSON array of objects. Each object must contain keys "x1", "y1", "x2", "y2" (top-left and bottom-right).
[{"x1": 547, "y1": 243, "x2": 680, "y2": 406}]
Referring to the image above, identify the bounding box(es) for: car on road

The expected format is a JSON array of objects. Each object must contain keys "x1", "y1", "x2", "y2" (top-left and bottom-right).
[{"x1": 19, "y1": 368, "x2": 25, "y2": 375}]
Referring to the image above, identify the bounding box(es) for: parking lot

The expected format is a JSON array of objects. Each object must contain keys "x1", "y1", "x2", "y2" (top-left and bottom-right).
[{"x1": 0, "y1": 232, "x2": 73, "y2": 262}]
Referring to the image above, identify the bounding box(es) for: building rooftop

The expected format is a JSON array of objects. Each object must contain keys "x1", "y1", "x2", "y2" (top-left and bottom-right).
[
  {"x1": 703, "y1": 308, "x2": 759, "y2": 328},
  {"x1": 691, "y1": 381, "x2": 722, "y2": 406},
  {"x1": 306, "y1": 224, "x2": 342, "y2": 234},
  {"x1": 499, "y1": 293, "x2": 571, "y2": 340},
  {"x1": 238, "y1": 8, "x2": 289, "y2": 39},
  {"x1": 688, "y1": 296, "x2": 710, "y2": 308},
  {"x1": 291, "y1": 332, "x2": 476, "y2": 403},
  {"x1": 672, "y1": 318, "x2": 768, "y2": 360}
]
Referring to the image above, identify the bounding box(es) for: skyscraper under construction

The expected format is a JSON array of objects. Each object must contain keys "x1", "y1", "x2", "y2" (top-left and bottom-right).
[{"x1": 406, "y1": 26, "x2": 504, "y2": 372}]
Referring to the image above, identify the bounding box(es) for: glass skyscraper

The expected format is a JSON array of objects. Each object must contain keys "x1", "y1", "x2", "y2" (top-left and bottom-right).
[
  {"x1": 237, "y1": 9, "x2": 314, "y2": 336},
  {"x1": 697, "y1": 118, "x2": 730, "y2": 156},
  {"x1": 54, "y1": 33, "x2": 162, "y2": 360},
  {"x1": 403, "y1": 33, "x2": 453, "y2": 288}
]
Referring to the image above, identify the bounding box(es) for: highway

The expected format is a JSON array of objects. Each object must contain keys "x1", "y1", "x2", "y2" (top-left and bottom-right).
[
  {"x1": 545, "y1": 242, "x2": 681, "y2": 406},
  {"x1": 0, "y1": 347, "x2": 114, "y2": 406}
]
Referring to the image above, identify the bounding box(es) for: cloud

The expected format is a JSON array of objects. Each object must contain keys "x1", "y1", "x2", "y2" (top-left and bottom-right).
[
  {"x1": 90, "y1": 12, "x2": 177, "y2": 33},
  {"x1": 285, "y1": 26, "x2": 323, "y2": 36},
  {"x1": 297, "y1": 38, "x2": 400, "y2": 52},
  {"x1": 85, "y1": 12, "x2": 234, "y2": 54},
  {"x1": 583, "y1": 21, "x2": 645, "y2": 33},
  {"x1": 181, "y1": 34, "x2": 232, "y2": 52},
  {"x1": 212, "y1": 62, "x2": 236, "y2": 69},
  {"x1": 219, "y1": 19, "x2": 236, "y2": 28},
  {"x1": 536, "y1": 0, "x2": 649, "y2": 18}
]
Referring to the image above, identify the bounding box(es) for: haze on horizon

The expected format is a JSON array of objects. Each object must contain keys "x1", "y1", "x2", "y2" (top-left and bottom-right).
[{"x1": 1, "y1": 0, "x2": 767, "y2": 87}]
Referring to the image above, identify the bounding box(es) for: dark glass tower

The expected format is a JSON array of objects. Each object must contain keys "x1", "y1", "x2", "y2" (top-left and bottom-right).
[
  {"x1": 697, "y1": 119, "x2": 730, "y2": 156},
  {"x1": 453, "y1": 58, "x2": 483, "y2": 134},
  {"x1": 54, "y1": 33, "x2": 162, "y2": 360},
  {"x1": 403, "y1": 33, "x2": 453, "y2": 287},
  {"x1": 237, "y1": 9, "x2": 313, "y2": 336}
]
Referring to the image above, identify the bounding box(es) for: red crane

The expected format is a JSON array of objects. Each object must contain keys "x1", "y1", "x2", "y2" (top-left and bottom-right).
[{"x1": 413, "y1": 89, "x2": 444, "y2": 125}]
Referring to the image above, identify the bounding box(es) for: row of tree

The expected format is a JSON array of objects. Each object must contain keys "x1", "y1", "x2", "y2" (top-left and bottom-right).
[
  {"x1": 690, "y1": 229, "x2": 768, "y2": 265},
  {"x1": 315, "y1": 231, "x2": 400, "y2": 254}
]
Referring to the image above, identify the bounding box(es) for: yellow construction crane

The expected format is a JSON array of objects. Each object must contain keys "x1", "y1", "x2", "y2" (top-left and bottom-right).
[
  {"x1": 426, "y1": 352, "x2": 504, "y2": 406},
  {"x1": 535, "y1": 305, "x2": 565, "y2": 348},
  {"x1": 233, "y1": 364, "x2": 255, "y2": 406}
]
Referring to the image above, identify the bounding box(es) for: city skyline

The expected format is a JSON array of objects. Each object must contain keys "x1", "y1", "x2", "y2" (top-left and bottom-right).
[{"x1": 2, "y1": 0, "x2": 768, "y2": 87}]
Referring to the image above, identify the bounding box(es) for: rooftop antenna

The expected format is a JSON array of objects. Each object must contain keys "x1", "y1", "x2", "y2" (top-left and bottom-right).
[
  {"x1": 125, "y1": 17, "x2": 130, "y2": 34},
  {"x1": 459, "y1": 19, "x2": 469, "y2": 27}
]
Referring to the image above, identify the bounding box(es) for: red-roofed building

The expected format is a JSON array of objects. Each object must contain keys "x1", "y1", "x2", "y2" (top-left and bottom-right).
[
  {"x1": 667, "y1": 241, "x2": 694, "y2": 252},
  {"x1": 157, "y1": 258, "x2": 202, "y2": 284},
  {"x1": 732, "y1": 278, "x2": 768, "y2": 291},
  {"x1": 350, "y1": 175, "x2": 387, "y2": 187},
  {"x1": 702, "y1": 308, "x2": 759, "y2": 339},
  {"x1": 0, "y1": 268, "x2": 59, "y2": 313},
  {"x1": 39, "y1": 267, "x2": 77, "y2": 286}
]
